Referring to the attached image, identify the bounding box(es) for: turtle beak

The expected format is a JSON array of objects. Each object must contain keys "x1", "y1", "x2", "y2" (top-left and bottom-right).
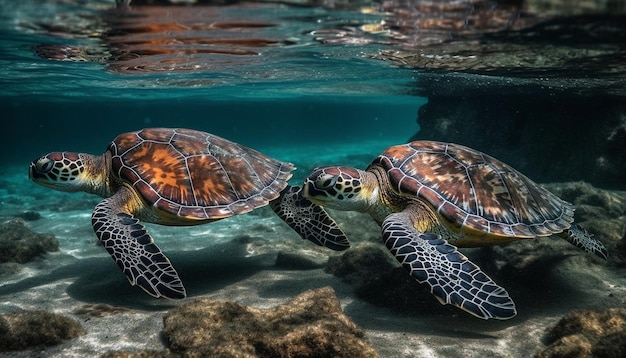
[{"x1": 302, "y1": 180, "x2": 330, "y2": 205}]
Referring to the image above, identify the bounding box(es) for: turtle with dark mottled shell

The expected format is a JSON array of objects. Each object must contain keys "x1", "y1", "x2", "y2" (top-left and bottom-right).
[
  {"x1": 303, "y1": 141, "x2": 608, "y2": 320},
  {"x1": 29, "y1": 128, "x2": 348, "y2": 298}
]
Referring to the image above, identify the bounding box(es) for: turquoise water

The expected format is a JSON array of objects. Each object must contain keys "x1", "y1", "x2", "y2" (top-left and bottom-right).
[
  {"x1": 1, "y1": 1, "x2": 625, "y2": 357},
  {"x1": 2, "y1": 0, "x2": 423, "y2": 167}
]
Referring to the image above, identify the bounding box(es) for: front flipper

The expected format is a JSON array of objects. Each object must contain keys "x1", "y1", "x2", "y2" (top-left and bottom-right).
[
  {"x1": 559, "y1": 224, "x2": 609, "y2": 260},
  {"x1": 91, "y1": 188, "x2": 186, "y2": 299},
  {"x1": 382, "y1": 211, "x2": 516, "y2": 320},
  {"x1": 270, "y1": 185, "x2": 350, "y2": 251}
]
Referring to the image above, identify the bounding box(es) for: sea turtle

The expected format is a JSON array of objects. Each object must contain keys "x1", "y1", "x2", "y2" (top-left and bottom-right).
[
  {"x1": 29, "y1": 128, "x2": 348, "y2": 299},
  {"x1": 303, "y1": 141, "x2": 609, "y2": 320}
]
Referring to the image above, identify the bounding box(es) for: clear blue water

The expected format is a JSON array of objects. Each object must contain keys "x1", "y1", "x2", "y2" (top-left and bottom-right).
[{"x1": 1, "y1": 0, "x2": 425, "y2": 167}]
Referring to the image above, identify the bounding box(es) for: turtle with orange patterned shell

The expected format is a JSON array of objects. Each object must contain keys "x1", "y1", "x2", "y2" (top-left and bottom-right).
[
  {"x1": 29, "y1": 128, "x2": 348, "y2": 299},
  {"x1": 303, "y1": 141, "x2": 608, "y2": 320}
]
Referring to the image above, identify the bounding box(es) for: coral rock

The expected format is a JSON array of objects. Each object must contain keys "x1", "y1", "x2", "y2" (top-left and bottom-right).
[
  {"x1": 325, "y1": 243, "x2": 396, "y2": 285},
  {"x1": 0, "y1": 219, "x2": 58, "y2": 264},
  {"x1": 162, "y1": 286, "x2": 378, "y2": 358},
  {"x1": 536, "y1": 307, "x2": 626, "y2": 357},
  {"x1": 0, "y1": 310, "x2": 86, "y2": 352}
]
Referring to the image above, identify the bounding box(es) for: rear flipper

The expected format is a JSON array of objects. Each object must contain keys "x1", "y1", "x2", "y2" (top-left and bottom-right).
[
  {"x1": 92, "y1": 189, "x2": 186, "y2": 299},
  {"x1": 270, "y1": 185, "x2": 350, "y2": 251},
  {"x1": 560, "y1": 224, "x2": 609, "y2": 260},
  {"x1": 382, "y1": 211, "x2": 517, "y2": 320}
]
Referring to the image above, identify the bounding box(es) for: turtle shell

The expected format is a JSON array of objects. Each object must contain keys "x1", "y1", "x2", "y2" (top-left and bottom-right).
[
  {"x1": 370, "y1": 141, "x2": 574, "y2": 239},
  {"x1": 108, "y1": 128, "x2": 294, "y2": 220}
]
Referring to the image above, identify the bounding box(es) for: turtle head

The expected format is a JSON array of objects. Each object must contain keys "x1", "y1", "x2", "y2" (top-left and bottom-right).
[
  {"x1": 303, "y1": 166, "x2": 377, "y2": 212},
  {"x1": 29, "y1": 152, "x2": 105, "y2": 194}
]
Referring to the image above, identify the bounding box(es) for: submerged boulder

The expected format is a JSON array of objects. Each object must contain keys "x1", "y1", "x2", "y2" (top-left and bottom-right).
[
  {"x1": 0, "y1": 310, "x2": 86, "y2": 352},
  {"x1": 162, "y1": 286, "x2": 377, "y2": 357},
  {"x1": 536, "y1": 307, "x2": 626, "y2": 358},
  {"x1": 0, "y1": 219, "x2": 58, "y2": 265}
]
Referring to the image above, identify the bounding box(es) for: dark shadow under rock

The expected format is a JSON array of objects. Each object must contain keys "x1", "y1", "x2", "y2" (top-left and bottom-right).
[
  {"x1": 325, "y1": 243, "x2": 397, "y2": 285},
  {"x1": 535, "y1": 307, "x2": 626, "y2": 358},
  {"x1": 17, "y1": 211, "x2": 41, "y2": 221},
  {"x1": 326, "y1": 244, "x2": 459, "y2": 317},
  {"x1": 0, "y1": 219, "x2": 58, "y2": 264},
  {"x1": 161, "y1": 286, "x2": 378, "y2": 358},
  {"x1": 0, "y1": 310, "x2": 86, "y2": 352}
]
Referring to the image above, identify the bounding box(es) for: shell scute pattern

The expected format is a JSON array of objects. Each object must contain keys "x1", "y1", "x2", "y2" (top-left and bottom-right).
[
  {"x1": 373, "y1": 141, "x2": 575, "y2": 239},
  {"x1": 109, "y1": 128, "x2": 292, "y2": 220}
]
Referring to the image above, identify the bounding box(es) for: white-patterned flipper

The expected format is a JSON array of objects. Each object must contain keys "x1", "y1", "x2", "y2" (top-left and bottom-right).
[
  {"x1": 382, "y1": 211, "x2": 517, "y2": 320},
  {"x1": 91, "y1": 188, "x2": 186, "y2": 299},
  {"x1": 559, "y1": 224, "x2": 609, "y2": 260},
  {"x1": 270, "y1": 185, "x2": 350, "y2": 251}
]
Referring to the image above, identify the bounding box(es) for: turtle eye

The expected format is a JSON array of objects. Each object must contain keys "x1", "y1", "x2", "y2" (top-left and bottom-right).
[
  {"x1": 315, "y1": 174, "x2": 337, "y2": 190},
  {"x1": 36, "y1": 157, "x2": 54, "y2": 173}
]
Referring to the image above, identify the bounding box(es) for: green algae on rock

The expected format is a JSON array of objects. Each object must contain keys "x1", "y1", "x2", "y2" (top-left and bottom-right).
[{"x1": 162, "y1": 286, "x2": 378, "y2": 358}]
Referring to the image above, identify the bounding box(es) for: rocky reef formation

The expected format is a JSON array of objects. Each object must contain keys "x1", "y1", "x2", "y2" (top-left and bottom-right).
[
  {"x1": 105, "y1": 287, "x2": 377, "y2": 357},
  {"x1": 536, "y1": 308, "x2": 626, "y2": 357},
  {"x1": 0, "y1": 219, "x2": 58, "y2": 275},
  {"x1": 0, "y1": 310, "x2": 86, "y2": 352},
  {"x1": 162, "y1": 286, "x2": 377, "y2": 357}
]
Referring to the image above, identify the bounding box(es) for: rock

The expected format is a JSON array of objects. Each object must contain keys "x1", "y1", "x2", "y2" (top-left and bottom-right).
[
  {"x1": 536, "y1": 307, "x2": 626, "y2": 357},
  {"x1": 0, "y1": 310, "x2": 86, "y2": 352},
  {"x1": 0, "y1": 262, "x2": 22, "y2": 276},
  {"x1": 162, "y1": 286, "x2": 378, "y2": 358},
  {"x1": 0, "y1": 219, "x2": 59, "y2": 264},
  {"x1": 325, "y1": 243, "x2": 396, "y2": 285},
  {"x1": 546, "y1": 182, "x2": 626, "y2": 218}
]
